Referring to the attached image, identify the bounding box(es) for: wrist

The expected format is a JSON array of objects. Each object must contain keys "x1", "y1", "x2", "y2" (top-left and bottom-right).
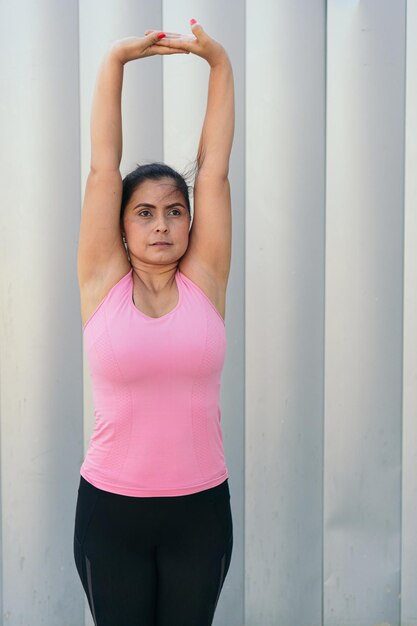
[
  {"x1": 107, "y1": 43, "x2": 128, "y2": 66},
  {"x1": 208, "y1": 49, "x2": 231, "y2": 69},
  {"x1": 209, "y1": 56, "x2": 232, "y2": 70}
]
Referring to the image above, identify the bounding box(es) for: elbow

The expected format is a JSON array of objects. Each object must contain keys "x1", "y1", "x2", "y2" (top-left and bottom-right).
[
  {"x1": 196, "y1": 169, "x2": 230, "y2": 182},
  {"x1": 197, "y1": 160, "x2": 230, "y2": 180}
]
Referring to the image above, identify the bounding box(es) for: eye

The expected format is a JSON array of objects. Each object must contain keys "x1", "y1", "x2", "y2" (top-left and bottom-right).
[{"x1": 138, "y1": 209, "x2": 182, "y2": 216}]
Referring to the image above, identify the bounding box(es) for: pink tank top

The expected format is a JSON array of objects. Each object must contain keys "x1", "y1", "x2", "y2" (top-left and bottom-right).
[{"x1": 80, "y1": 266, "x2": 229, "y2": 497}]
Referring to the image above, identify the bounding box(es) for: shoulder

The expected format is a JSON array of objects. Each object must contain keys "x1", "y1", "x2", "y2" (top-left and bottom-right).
[
  {"x1": 178, "y1": 260, "x2": 228, "y2": 323},
  {"x1": 79, "y1": 255, "x2": 132, "y2": 329}
]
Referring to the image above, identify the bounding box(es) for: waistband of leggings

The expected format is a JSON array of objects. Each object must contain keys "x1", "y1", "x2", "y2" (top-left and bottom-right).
[{"x1": 79, "y1": 474, "x2": 229, "y2": 501}]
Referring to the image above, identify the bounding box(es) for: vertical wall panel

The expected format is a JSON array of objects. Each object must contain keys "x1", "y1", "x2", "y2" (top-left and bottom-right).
[
  {"x1": 0, "y1": 1, "x2": 82, "y2": 624},
  {"x1": 401, "y1": 0, "x2": 417, "y2": 624},
  {"x1": 162, "y1": 3, "x2": 245, "y2": 624},
  {"x1": 325, "y1": 2, "x2": 406, "y2": 625},
  {"x1": 246, "y1": 2, "x2": 326, "y2": 625}
]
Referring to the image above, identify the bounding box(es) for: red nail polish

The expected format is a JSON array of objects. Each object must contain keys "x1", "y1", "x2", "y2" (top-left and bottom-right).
[
  {"x1": 158, "y1": 32, "x2": 165, "y2": 39},
  {"x1": 190, "y1": 19, "x2": 197, "y2": 25}
]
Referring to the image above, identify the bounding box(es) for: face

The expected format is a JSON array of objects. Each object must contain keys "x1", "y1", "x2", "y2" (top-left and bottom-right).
[{"x1": 121, "y1": 177, "x2": 191, "y2": 267}]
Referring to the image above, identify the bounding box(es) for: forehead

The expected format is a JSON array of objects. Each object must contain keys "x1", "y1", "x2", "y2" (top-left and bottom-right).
[{"x1": 132, "y1": 178, "x2": 182, "y2": 201}]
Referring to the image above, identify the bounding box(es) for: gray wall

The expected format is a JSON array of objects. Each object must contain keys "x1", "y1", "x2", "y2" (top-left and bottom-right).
[
  {"x1": 0, "y1": 1, "x2": 83, "y2": 624},
  {"x1": 0, "y1": 1, "x2": 416, "y2": 625}
]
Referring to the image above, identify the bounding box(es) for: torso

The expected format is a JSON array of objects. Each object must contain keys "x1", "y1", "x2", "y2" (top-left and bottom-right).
[{"x1": 80, "y1": 257, "x2": 227, "y2": 327}]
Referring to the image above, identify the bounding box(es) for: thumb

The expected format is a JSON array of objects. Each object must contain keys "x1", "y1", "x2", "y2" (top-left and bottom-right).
[{"x1": 189, "y1": 19, "x2": 204, "y2": 38}]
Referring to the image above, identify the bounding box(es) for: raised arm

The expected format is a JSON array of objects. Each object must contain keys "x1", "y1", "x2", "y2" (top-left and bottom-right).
[
  {"x1": 78, "y1": 33, "x2": 189, "y2": 289},
  {"x1": 152, "y1": 21, "x2": 235, "y2": 177},
  {"x1": 78, "y1": 48, "x2": 126, "y2": 288},
  {"x1": 152, "y1": 22, "x2": 235, "y2": 285},
  {"x1": 89, "y1": 50, "x2": 124, "y2": 172},
  {"x1": 195, "y1": 55, "x2": 234, "y2": 177},
  {"x1": 89, "y1": 33, "x2": 186, "y2": 171}
]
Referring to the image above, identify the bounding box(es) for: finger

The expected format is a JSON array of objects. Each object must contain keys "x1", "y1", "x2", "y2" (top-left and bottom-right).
[
  {"x1": 189, "y1": 19, "x2": 205, "y2": 40},
  {"x1": 153, "y1": 37, "x2": 196, "y2": 52},
  {"x1": 144, "y1": 30, "x2": 166, "y2": 47},
  {"x1": 149, "y1": 31, "x2": 196, "y2": 42},
  {"x1": 147, "y1": 45, "x2": 190, "y2": 55},
  {"x1": 145, "y1": 30, "x2": 184, "y2": 38}
]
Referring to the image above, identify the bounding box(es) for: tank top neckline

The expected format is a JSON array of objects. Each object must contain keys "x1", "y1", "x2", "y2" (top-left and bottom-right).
[{"x1": 129, "y1": 267, "x2": 182, "y2": 321}]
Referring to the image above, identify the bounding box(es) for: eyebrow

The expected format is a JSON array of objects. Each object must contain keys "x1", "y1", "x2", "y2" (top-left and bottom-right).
[{"x1": 133, "y1": 202, "x2": 186, "y2": 210}]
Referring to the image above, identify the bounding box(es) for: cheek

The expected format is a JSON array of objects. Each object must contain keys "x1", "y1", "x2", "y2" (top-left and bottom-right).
[
  {"x1": 129, "y1": 223, "x2": 147, "y2": 236},
  {"x1": 181, "y1": 226, "x2": 191, "y2": 240},
  {"x1": 181, "y1": 216, "x2": 191, "y2": 231}
]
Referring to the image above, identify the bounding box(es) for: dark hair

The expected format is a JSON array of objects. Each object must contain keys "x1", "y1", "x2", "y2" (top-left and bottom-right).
[{"x1": 120, "y1": 160, "x2": 199, "y2": 223}]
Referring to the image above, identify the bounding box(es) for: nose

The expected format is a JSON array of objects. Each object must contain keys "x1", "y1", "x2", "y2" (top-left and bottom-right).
[{"x1": 156, "y1": 220, "x2": 168, "y2": 231}]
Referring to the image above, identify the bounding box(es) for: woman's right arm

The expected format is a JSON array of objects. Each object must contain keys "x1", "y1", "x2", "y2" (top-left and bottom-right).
[
  {"x1": 77, "y1": 48, "x2": 125, "y2": 288},
  {"x1": 90, "y1": 49, "x2": 124, "y2": 172},
  {"x1": 77, "y1": 31, "x2": 188, "y2": 292},
  {"x1": 89, "y1": 32, "x2": 186, "y2": 172},
  {"x1": 78, "y1": 33, "x2": 187, "y2": 288}
]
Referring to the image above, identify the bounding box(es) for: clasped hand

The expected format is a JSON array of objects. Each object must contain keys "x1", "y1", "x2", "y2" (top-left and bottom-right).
[{"x1": 110, "y1": 20, "x2": 228, "y2": 68}]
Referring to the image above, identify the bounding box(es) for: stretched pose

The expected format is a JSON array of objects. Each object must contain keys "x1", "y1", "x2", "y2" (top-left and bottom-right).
[{"x1": 73, "y1": 18, "x2": 235, "y2": 626}]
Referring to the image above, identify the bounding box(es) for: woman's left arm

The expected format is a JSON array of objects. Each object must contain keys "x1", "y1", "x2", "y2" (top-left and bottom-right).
[
  {"x1": 196, "y1": 54, "x2": 235, "y2": 177},
  {"x1": 152, "y1": 22, "x2": 235, "y2": 175},
  {"x1": 188, "y1": 52, "x2": 234, "y2": 283},
  {"x1": 153, "y1": 23, "x2": 235, "y2": 282}
]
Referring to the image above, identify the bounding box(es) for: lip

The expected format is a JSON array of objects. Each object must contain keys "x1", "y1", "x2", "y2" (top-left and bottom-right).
[{"x1": 152, "y1": 242, "x2": 172, "y2": 246}]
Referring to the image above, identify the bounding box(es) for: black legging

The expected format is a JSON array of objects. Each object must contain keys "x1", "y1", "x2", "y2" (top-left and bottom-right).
[{"x1": 73, "y1": 475, "x2": 233, "y2": 625}]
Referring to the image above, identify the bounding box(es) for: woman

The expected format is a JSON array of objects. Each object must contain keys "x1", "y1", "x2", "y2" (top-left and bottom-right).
[{"x1": 73, "y1": 19, "x2": 234, "y2": 626}]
